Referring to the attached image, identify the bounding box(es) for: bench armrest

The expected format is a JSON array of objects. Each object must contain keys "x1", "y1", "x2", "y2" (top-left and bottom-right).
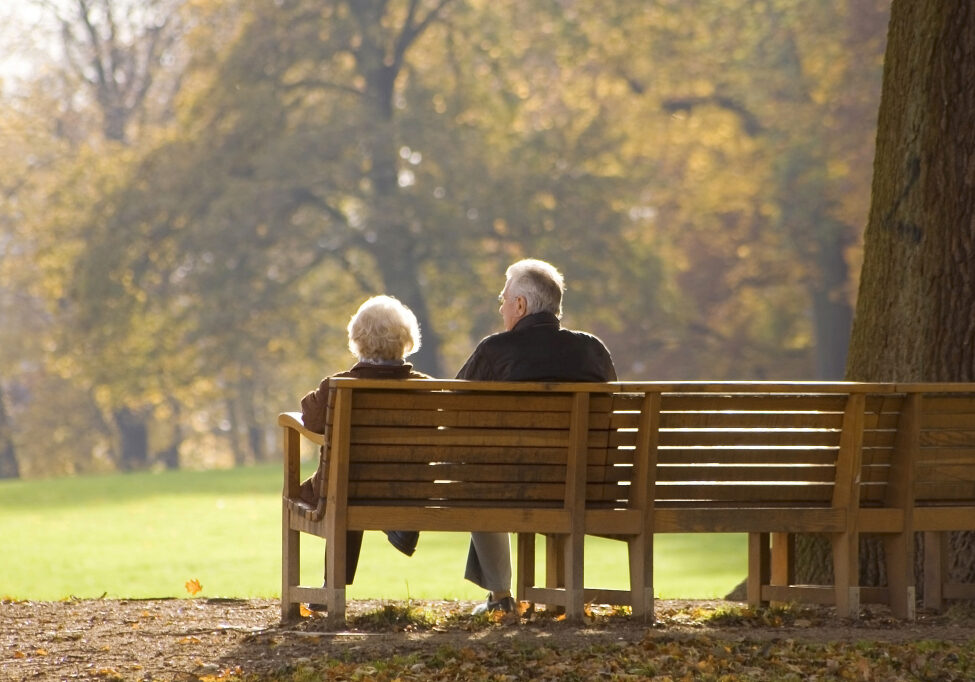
[
  {"x1": 278, "y1": 412, "x2": 325, "y2": 445},
  {"x1": 279, "y1": 411, "x2": 325, "y2": 502}
]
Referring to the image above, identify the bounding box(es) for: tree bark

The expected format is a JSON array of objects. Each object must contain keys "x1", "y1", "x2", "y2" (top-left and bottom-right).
[
  {"x1": 799, "y1": 1, "x2": 975, "y2": 594},
  {"x1": 847, "y1": 3, "x2": 975, "y2": 383}
]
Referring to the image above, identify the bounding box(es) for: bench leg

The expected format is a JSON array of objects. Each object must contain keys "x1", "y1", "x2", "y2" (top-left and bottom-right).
[
  {"x1": 771, "y1": 533, "x2": 794, "y2": 586},
  {"x1": 628, "y1": 532, "x2": 653, "y2": 621},
  {"x1": 515, "y1": 532, "x2": 536, "y2": 602},
  {"x1": 923, "y1": 531, "x2": 946, "y2": 612},
  {"x1": 325, "y1": 533, "x2": 347, "y2": 629},
  {"x1": 884, "y1": 530, "x2": 916, "y2": 620},
  {"x1": 747, "y1": 533, "x2": 770, "y2": 607},
  {"x1": 831, "y1": 532, "x2": 859, "y2": 619},
  {"x1": 281, "y1": 501, "x2": 301, "y2": 623},
  {"x1": 563, "y1": 532, "x2": 585, "y2": 621},
  {"x1": 544, "y1": 534, "x2": 566, "y2": 614},
  {"x1": 769, "y1": 532, "x2": 796, "y2": 608}
]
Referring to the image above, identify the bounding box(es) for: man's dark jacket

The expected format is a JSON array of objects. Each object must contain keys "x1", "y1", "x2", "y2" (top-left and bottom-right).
[{"x1": 456, "y1": 311, "x2": 617, "y2": 382}]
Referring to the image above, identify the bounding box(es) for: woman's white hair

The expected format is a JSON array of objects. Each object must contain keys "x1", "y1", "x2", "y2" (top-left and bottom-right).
[
  {"x1": 505, "y1": 258, "x2": 564, "y2": 318},
  {"x1": 347, "y1": 295, "x2": 421, "y2": 362}
]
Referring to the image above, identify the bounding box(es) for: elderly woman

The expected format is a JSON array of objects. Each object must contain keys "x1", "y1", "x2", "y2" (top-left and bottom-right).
[{"x1": 297, "y1": 295, "x2": 428, "y2": 602}]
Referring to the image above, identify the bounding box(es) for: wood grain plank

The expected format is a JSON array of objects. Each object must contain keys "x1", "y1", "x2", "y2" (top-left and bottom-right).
[
  {"x1": 659, "y1": 395, "x2": 849, "y2": 412},
  {"x1": 349, "y1": 462, "x2": 567, "y2": 483},
  {"x1": 652, "y1": 483, "x2": 834, "y2": 503},
  {"x1": 350, "y1": 426, "x2": 570, "y2": 447},
  {"x1": 660, "y1": 412, "x2": 845, "y2": 429},
  {"x1": 658, "y1": 431, "x2": 841, "y2": 447},
  {"x1": 350, "y1": 408, "x2": 576, "y2": 429},
  {"x1": 654, "y1": 464, "x2": 837, "y2": 483},
  {"x1": 656, "y1": 448, "x2": 838, "y2": 465},
  {"x1": 349, "y1": 480, "x2": 565, "y2": 502},
  {"x1": 653, "y1": 507, "x2": 846, "y2": 533},
  {"x1": 348, "y1": 444, "x2": 567, "y2": 464},
  {"x1": 352, "y1": 391, "x2": 575, "y2": 412}
]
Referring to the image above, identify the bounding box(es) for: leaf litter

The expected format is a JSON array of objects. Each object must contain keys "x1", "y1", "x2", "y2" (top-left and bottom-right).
[{"x1": 2, "y1": 597, "x2": 975, "y2": 680}]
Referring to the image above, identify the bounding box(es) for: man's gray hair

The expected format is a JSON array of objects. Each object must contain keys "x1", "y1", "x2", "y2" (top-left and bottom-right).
[{"x1": 505, "y1": 259, "x2": 564, "y2": 318}]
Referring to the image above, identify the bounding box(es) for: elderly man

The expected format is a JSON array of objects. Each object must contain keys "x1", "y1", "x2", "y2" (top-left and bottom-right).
[{"x1": 456, "y1": 258, "x2": 617, "y2": 614}]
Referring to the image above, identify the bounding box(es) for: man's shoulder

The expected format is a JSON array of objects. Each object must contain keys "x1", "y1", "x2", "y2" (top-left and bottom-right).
[
  {"x1": 558, "y1": 325, "x2": 611, "y2": 350},
  {"x1": 465, "y1": 329, "x2": 518, "y2": 356}
]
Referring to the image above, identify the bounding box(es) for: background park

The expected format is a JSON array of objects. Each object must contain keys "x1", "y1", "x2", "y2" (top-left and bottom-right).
[{"x1": 1, "y1": 0, "x2": 974, "y2": 680}]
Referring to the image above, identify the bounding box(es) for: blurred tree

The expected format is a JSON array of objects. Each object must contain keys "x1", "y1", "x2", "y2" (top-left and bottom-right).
[
  {"x1": 0, "y1": 0, "x2": 889, "y2": 475},
  {"x1": 0, "y1": 387, "x2": 17, "y2": 479},
  {"x1": 5, "y1": 0, "x2": 193, "y2": 472},
  {"x1": 603, "y1": 0, "x2": 888, "y2": 380},
  {"x1": 53, "y1": 0, "x2": 187, "y2": 142}
]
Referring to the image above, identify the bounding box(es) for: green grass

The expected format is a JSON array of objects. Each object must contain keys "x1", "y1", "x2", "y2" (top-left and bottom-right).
[{"x1": 0, "y1": 464, "x2": 746, "y2": 601}]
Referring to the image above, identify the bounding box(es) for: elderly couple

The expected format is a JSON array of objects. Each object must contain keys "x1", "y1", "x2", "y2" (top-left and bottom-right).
[{"x1": 296, "y1": 258, "x2": 617, "y2": 615}]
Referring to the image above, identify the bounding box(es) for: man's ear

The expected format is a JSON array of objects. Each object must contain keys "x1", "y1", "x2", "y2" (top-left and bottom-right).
[{"x1": 515, "y1": 296, "x2": 527, "y2": 316}]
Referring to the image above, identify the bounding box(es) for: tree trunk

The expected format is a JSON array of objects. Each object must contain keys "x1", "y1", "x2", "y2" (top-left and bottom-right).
[
  {"x1": 156, "y1": 400, "x2": 182, "y2": 470},
  {"x1": 114, "y1": 407, "x2": 150, "y2": 471},
  {"x1": 846, "y1": 4, "x2": 975, "y2": 383},
  {"x1": 242, "y1": 388, "x2": 268, "y2": 463},
  {"x1": 799, "y1": 1, "x2": 975, "y2": 595},
  {"x1": 0, "y1": 384, "x2": 19, "y2": 479},
  {"x1": 226, "y1": 396, "x2": 248, "y2": 467},
  {"x1": 354, "y1": 4, "x2": 446, "y2": 377}
]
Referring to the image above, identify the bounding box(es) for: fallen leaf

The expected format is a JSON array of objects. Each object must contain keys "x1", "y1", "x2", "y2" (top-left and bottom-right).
[{"x1": 185, "y1": 579, "x2": 203, "y2": 595}]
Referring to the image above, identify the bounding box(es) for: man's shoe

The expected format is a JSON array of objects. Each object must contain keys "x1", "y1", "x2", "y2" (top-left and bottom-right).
[
  {"x1": 385, "y1": 530, "x2": 419, "y2": 556},
  {"x1": 472, "y1": 593, "x2": 516, "y2": 615}
]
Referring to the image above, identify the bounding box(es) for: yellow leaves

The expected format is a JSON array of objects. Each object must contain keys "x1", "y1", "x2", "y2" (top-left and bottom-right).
[
  {"x1": 298, "y1": 603, "x2": 314, "y2": 618},
  {"x1": 12, "y1": 648, "x2": 50, "y2": 659},
  {"x1": 199, "y1": 665, "x2": 244, "y2": 681},
  {"x1": 184, "y1": 578, "x2": 203, "y2": 596}
]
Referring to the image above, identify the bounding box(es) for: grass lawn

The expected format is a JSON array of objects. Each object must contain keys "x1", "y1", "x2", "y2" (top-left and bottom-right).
[{"x1": 0, "y1": 463, "x2": 746, "y2": 601}]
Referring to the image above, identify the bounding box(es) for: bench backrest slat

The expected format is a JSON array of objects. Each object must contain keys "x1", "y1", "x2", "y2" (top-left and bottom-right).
[
  {"x1": 915, "y1": 392, "x2": 975, "y2": 504},
  {"x1": 340, "y1": 388, "x2": 581, "y2": 508},
  {"x1": 858, "y1": 393, "x2": 906, "y2": 505},
  {"x1": 648, "y1": 390, "x2": 852, "y2": 508},
  {"x1": 914, "y1": 393, "x2": 975, "y2": 506}
]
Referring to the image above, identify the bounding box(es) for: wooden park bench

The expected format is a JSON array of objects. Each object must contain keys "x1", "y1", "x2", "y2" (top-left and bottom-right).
[
  {"x1": 279, "y1": 379, "x2": 975, "y2": 626},
  {"x1": 280, "y1": 379, "x2": 642, "y2": 626}
]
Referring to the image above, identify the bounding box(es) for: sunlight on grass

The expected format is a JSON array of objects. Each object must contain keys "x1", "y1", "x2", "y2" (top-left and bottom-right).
[{"x1": 0, "y1": 464, "x2": 746, "y2": 601}]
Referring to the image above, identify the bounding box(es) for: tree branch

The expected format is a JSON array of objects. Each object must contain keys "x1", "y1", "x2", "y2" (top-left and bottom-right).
[
  {"x1": 392, "y1": 0, "x2": 455, "y2": 74},
  {"x1": 661, "y1": 95, "x2": 764, "y2": 137},
  {"x1": 281, "y1": 78, "x2": 365, "y2": 98}
]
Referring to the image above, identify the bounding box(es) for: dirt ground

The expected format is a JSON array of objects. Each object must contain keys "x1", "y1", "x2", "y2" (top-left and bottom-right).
[{"x1": 4, "y1": 596, "x2": 975, "y2": 681}]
